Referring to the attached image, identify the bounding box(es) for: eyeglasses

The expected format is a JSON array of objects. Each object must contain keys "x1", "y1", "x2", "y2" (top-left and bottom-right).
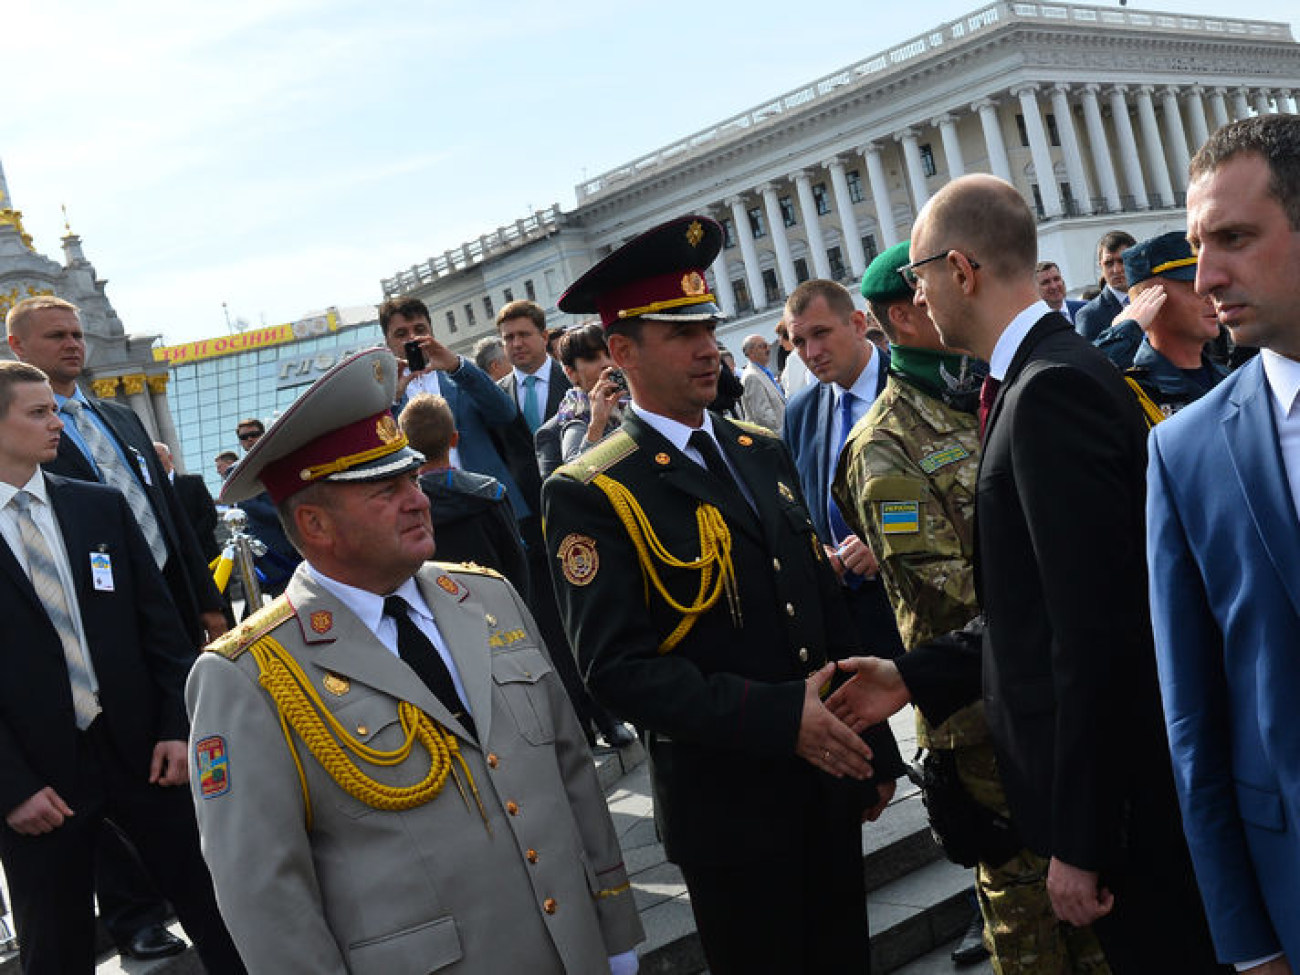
[{"x1": 897, "y1": 249, "x2": 981, "y2": 289}]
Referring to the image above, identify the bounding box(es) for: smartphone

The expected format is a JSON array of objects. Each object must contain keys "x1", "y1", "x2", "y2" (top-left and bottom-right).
[
  {"x1": 608, "y1": 368, "x2": 628, "y2": 393},
  {"x1": 404, "y1": 340, "x2": 426, "y2": 373}
]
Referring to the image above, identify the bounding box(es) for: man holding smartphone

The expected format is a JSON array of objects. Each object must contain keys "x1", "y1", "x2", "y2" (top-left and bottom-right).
[{"x1": 379, "y1": 297, "x2": 523, "y2": 523}]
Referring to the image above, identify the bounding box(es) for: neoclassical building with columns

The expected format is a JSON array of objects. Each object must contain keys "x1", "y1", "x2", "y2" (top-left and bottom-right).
[{"x1": 383, "y1": 0, "x2": 1300, "y2": 352}]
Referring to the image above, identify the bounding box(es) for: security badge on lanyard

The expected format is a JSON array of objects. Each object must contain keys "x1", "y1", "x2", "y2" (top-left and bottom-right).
[{"x1": 90, "y1": 547, "x2": 114, "y2": 591}]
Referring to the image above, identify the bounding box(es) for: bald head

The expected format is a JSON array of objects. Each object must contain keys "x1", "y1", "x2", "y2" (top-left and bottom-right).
[{"x1": 917, "y1": 175, "x2": 1038, "y2": 281}]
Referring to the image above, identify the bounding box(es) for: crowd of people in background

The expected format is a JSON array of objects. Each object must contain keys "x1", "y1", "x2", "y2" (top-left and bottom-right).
[{"x1": 0, "y1": 113, "x2": 1296, "y2": 975}]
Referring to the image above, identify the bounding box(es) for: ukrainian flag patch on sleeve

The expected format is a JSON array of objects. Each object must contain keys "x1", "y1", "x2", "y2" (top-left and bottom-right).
[{"x1": 880, "y1": 501, "x2": 920, "y2": 534}]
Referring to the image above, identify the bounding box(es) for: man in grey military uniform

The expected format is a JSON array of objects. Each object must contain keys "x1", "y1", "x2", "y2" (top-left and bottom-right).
[{"x1": 185, "y1": 348, "x2": 643, "y2": 975}]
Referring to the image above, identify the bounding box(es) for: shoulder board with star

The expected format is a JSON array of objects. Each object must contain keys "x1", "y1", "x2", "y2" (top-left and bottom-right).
[
  {"x1": 205, "y1": 596, "x2": 294, "y2": 660},
  {"x1": 556, "y1": 430, "x2": 638, "y2": 485},
  {"x1": 434, "y1": 560, "x2": 504, "y2": 581},
  {"x1": 729, "y1": 418, "x2": 779, "y2": 439}
]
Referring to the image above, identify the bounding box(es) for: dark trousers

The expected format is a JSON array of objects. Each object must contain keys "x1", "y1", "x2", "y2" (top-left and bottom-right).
[
  {"x1": 0, "y1": 721, "x2": 245, "y2": 975},
  {"x1": 678, "y1": 796, "x2": 870, "y2": 975},
  {"x1": 519, "y1": 515, "x2": 621, "y2": 739},
  {"x1": 95, "y1": 823, "x2": 170, "y2": 943}
]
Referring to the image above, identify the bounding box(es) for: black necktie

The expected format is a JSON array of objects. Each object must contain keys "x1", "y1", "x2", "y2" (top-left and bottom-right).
[
  {"x1": 978, "y1": 376, "x2": 1001, "y2": 441},
  {"x1": 383, "y1": 595, "x2": 476, "y2": 738},
  {"x1": 688, "y1": 430, "x2": 741, "y2": 492}
]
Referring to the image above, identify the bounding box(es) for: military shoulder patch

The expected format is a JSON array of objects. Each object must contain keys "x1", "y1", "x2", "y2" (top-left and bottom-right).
[
  {"x1": 557, "y1": 533, "x2": 599, "y2": 587},
  {"x1": 557, "y1": 430, "x2": 638, "y2": 484},
  {"x1": 881, "y1": 501, "x2": 921, "y2": 534},
  {"x1": 205, "y1": 595, "x2": 293, "y2": 660},
  {"x1": 195, "y1": 735, "x2": 230, "y2": 798},
  {"x1": 730, "y1": 418, "x2": 778, "y2": 439},
  {"x1": 918, "y1": 443, "x2": 970, "y2": 474}
]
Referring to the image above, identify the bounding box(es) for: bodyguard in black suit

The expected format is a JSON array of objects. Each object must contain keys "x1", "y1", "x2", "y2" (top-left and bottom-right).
[
  {"x1": 1073, "y1": 230, "x2": 1137, "y2": 340},
  {"x1": 153, "y1": 442, "x2": 220, "y2": 563},
  {"x1": 829, "y1": 176, "x2": 1222, "y2": 973},
  {"x1": 545, "y1": 217, "x2": 889, "y2": 974},
  {"x1": 0, "y1": 361, "x2": 242, "y2": 974}
]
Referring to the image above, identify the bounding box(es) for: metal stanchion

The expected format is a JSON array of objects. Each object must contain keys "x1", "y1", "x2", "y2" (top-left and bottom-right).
[{"x1": 223, "y1": 507, "x2": 266, "y2": 616}]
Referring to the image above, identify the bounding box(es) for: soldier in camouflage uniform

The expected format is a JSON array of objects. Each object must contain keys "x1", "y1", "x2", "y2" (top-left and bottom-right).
[{"x1": 832, "y1": 242, "x2": 1110, "y2": 975}]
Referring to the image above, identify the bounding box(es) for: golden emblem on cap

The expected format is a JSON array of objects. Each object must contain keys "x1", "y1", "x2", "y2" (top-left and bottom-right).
[
  {"x1": 322, "y1": 672, "x2": 350, "y2": 696},
  {"x1": 777, "y1": 481, "x2": 795, "y2": 502},
  {"x1": 655, "y1": 452, "x2": 671, "y2": 466},
  {"x1": 737, "y1": 434, "x2": 754, "y2": 446},
  {"x1": 485, "y1": 613, "x2": 497, "y2": 627},
  {"x1": 681, "y1": 271, "x2": 707, "y2": 297},
  {"x1": 376, "y1": 414, "x2": 401, "y2": 444},
  {"x1": 373, "y1": 360, "x2": 384, "y2": 383},
  {"x1": 686, "y1": 220, "x2": 704, "y2": 247},
  {"x1": 558, "y1": 533, "x2": 599, "y2": 587}
]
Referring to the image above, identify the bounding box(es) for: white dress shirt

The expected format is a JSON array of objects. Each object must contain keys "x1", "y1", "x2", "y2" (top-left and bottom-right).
[
  {"x1": 304, "y1": 563, "x2": 472, "y2": 717},
  {"x1": 512, "y1": 363, "x2": 552, "y2": 415},
  {"x1": 988, "y1": 300, "x2": 1053, "y2": 381},
  {"x1": 631, "y1": 404, "x2": 757, "y2": 509}
]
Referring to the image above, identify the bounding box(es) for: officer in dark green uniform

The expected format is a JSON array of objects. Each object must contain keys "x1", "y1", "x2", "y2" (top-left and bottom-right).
[{"x1": 543, "y1": 216, "x2": 902, "y2": 975}]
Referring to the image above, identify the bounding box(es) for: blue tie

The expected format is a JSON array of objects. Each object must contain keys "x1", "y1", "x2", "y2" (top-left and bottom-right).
[
  {"x1": 522, "y1": 375, "x2": 542, "y2": 433},
  {"x1": 826, "y1": 390, "x2": 857, "y2": 547}
]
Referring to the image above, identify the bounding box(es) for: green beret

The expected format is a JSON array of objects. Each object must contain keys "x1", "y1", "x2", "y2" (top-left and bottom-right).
[{"x1": 860, "y1": 241, "x2": 913, "y2": 304}]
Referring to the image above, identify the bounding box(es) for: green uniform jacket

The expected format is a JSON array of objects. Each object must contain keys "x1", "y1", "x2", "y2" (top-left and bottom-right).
[
  {"x1": 543, "y1": 408, "x2": 885, "y2": 867},
  {"x1": 833, "y1": 375, "x2": 988, "y2": 748},
  {"x1": 186, "y1": 562, "x2": 642, "y2": 974}
]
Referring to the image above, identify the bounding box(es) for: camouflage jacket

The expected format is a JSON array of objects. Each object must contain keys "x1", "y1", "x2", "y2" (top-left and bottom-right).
[{"x1": 832, "y1": 375, "x2": 987, "y2": 748}]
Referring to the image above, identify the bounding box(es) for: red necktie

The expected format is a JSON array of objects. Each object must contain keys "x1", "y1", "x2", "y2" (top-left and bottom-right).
[{"x1": 978, "y1": 376, "x2": 1001, "y2": 441}]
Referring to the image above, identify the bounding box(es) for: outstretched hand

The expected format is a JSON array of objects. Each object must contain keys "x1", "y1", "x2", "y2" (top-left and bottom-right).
[
  {"x1": 795, "y1": 663, "x2": 874, "y2": 780},
  {"x1": 826, "y1": 657, "x2": 911, "y2": 734}
]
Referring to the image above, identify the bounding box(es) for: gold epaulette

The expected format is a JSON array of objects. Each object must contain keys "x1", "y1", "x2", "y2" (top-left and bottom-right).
[
  {"x1": 730, "y1": 418, "x2": 779, "y2": 439},
  {"x1": 434, "y1": 560, "x2": 504, "y2": 580},
  {"x1": 557, "y1": 430, "x2": 638, "y2": 485},
  {"x1": 205, "y1": 596, "x2": 294, "y2": 660}
]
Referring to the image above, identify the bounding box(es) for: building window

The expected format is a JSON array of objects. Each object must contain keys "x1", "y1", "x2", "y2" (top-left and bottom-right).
[
  {"x1": 482, "y1": 295, "x2": 494, "y2": 319},
  {"x1": 503, "y1": 287, "x2": 514, "y2": 303},
  {"x1": 846, "y1": 169, "x2": 864, "y2": 204},
  {"x1": 812, "y1": 183, "x2": 831, "y2": 216},
  {"x1": 1030, "y1": 184, "x2": 1045, "y2": 219},
  {"x1": 732, "y1": 278, "x2": 752, "y2": 313},
  {"x1": 722, "y1": 218, "x2": 736, "y2": 248},
  {"x1": 794, "y1": 258, "x2": 810, "y2": 283},
  {"x1": 446, "y1": 310, "x2": 457, "y2": 333},
  {"x1": 920, "y1": 144, "x2": 937, "y2": 178},
  {"x1": 861, "y1": 233, "x2": 879, "y2": 264},
  {"x1": 827, "y1": 247, "x2": 846, "y2": 280},
  {"x1": 1016, "y1": 114, "x2": 1029, "y2": 147},
  {"x1": 1045, "y1": 113, "x2": 1061, "y2": 146},
  {"x1": 524, "y1": 279, "x2": 536, "y2": 301},
  {"x1": 748, "y1": 207, "x2": 766, "y2": 239},
  {"x1": 762, "y1": 269, "x2": 781, "y2": 305},
  {"x1": 464, "y1": 303, "x2": 476, "y2": 327},
  {"x1": 779, "y1": 195, "x2": 797, "y2": 227}
]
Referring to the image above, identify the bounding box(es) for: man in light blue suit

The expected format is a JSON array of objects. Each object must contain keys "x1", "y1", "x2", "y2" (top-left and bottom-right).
[
  {"x1": 1147, "y1": 115, "x2": 1300, "y2": 972},
  {"x1": 380, "y1": 298, "x2": 524, "y2": 517}
]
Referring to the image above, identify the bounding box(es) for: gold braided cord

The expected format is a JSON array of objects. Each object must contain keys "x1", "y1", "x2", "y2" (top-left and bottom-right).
[
  {"x1": 299, "y1": 435, "x2": 409, "y2": 482},
  {"x1": 591, "y1": 474, "x2": 738, "y2": 653},
  {"x1": 248, "y1": 634, "x2": 482, "y2": 830},
  {"x1": 1124, "y1": 376, "x2": 1167, "y2": 430}
]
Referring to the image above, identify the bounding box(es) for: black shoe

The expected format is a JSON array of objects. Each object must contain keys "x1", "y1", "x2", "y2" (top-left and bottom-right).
[
  {"x1": 121, "y1": 924, "x2": 187, "y2": 960},
  {"x1": 951, "y1": 909, "x2": 989, "y2": 966},
  {"x1": 599, "y1": 723, "x2": 638, "y2": 748}
]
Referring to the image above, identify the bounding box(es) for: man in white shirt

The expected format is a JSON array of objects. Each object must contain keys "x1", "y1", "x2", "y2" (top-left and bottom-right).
[{"x1": 1147, "y1": 113, "x2": 1300, "y2": 972}]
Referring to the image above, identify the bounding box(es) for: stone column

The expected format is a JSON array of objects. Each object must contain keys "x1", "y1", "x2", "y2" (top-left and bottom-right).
[
  {"x1": 1232, "y1": 87, "x2": 1251, "y2": 121},
  {"x1": 1013, "y1": 85, "x2": 1062, "y2": 217},
  {"x1": 896, "y1": 129, "x2": 931, "y2": 212},
  {"x1": 1184, "y1": 86, "x2": 1211, "y2": 153},
  {"x1": 1208, "y1": 87, "x2": 1231, "y2": 130},
  {"x1": 1277, "y1": 89, "x2": 1296, "y2": 115},
  {"x1": 1050, "y1": 84, "x2": 1093, "y2": 214},
  {"x1": 759, "y1": 183, "x2": 798, "y2": 296},
  {"x1": 861, "y1": 144, "x2": 900, "y2": 248},
  {"x1": 1107, "y1": 86, "x2": 1149, "y2": 210},
  {"x1": 1159, "y1": 87, "x2": 1192, "y2": 193},
  {"x1": 90, "y1": 378, "x2": 120, "y2": 399},
  {"x1": 147, "y1": 374, "x2": 183, "y2": 469},
  {"x1": 726, "y1": 195, "x2": 768, "y2": 311},
  {"x1": 1080, "y1": 85, "x2": 1121, "y2": 213},
  {"x1": 793, "y1": 171, "x2": 832, "y2": 279},
  {"x1": 826, "y1": 156, "x2": 867, "y2": 277},
  {"x1": 933, "y1": 114, "x2": 965, "y2": 178},
  {"x1": 1254, "y1": 88, "x2": 1273, "y2": 116},
  {"x1": 708, "y1": 238, "x2": 738, "y2": 318},
  {"x1": 1134, "y1": 86, "x2": 1175, "y2": 208},
  {"x1": 973, "y1": 98, "x2": 1013, "y2": 181},
  {"x1": 121, "y1": 373, "x2": 160, "y2": 440}
]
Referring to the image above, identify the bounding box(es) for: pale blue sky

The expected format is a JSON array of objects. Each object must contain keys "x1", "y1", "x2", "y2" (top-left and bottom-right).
[{"x1": 4, "y1": 0, "x2": 1297, "y2": 344}]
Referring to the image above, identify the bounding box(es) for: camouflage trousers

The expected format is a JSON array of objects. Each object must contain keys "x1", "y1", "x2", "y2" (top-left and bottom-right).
[{"x1": 953, "y1": 742, "x2": 1112, "y2": 975}]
